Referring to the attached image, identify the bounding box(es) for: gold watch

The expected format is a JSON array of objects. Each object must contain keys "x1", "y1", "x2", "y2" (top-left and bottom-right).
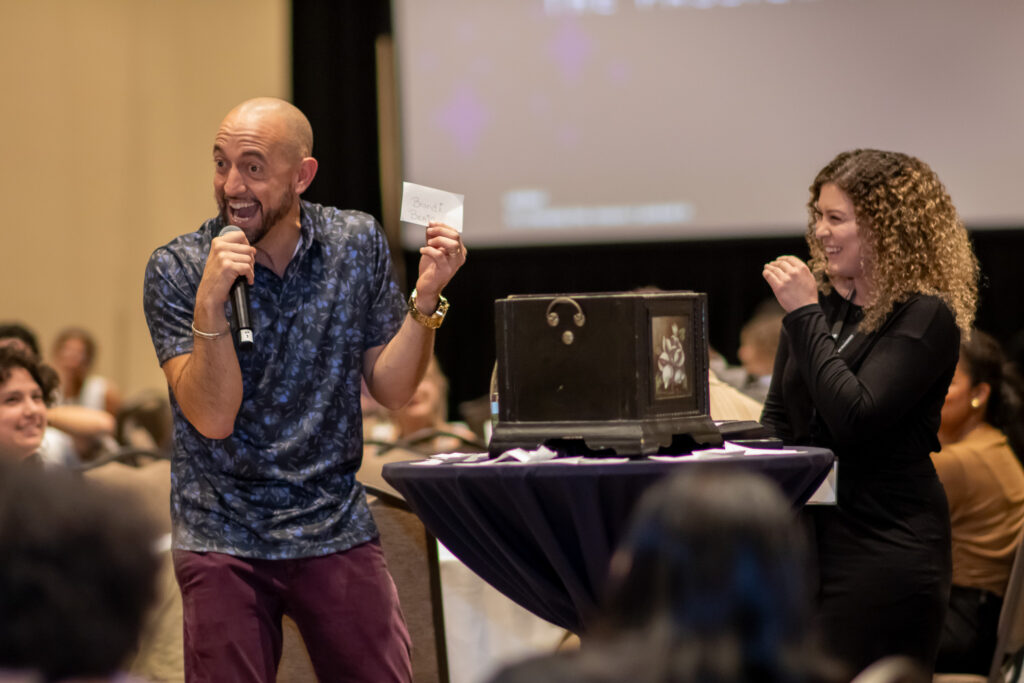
[{"x1": 408, "y1": 289, "x2": 449, "y2": 329}]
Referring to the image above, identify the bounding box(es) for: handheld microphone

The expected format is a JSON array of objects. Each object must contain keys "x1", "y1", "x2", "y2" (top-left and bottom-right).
[{"x1": 218, "y1": 225, "x2": 254, "y2": 351}]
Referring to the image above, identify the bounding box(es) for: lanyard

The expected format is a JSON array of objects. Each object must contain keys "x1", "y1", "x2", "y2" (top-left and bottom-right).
[{"x1": 829, "y1": 289, "x2": 858, "y2": 354}]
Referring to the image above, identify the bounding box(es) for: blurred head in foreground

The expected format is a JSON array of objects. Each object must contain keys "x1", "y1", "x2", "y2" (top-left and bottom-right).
[
  {"x1": 490, "y1": 468, "x2": 842, "y2": 683},
  {"x1": 591, "y1": 468, "x2": 820, "y2": 682},
  {"x1": 0, "y1": 463, "x2": 159, "y2": 681}
]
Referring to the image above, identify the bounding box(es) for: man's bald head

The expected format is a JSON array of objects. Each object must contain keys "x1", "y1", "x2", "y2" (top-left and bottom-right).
[
  {"x1": 213, "y1": 97, "x2": 319, "y2": 243},
  {"x1": 224, "y1": 97, "x2": 314, "y2": 161}
]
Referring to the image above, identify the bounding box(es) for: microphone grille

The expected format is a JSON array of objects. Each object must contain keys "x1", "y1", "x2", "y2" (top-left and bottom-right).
[{"x1": 219, "y1": 225, "x2": 243, "y2": 237}]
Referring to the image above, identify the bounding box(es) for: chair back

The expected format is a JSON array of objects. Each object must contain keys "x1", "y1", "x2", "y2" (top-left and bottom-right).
[{"x1": 987, "y1": 539, "x2": 1024, "y2": 683}]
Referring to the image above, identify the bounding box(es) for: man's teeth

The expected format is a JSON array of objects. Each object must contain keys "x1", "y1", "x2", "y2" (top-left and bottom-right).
[{"x1": 228, "y1": 201, "x2": 259, "y2": 221}]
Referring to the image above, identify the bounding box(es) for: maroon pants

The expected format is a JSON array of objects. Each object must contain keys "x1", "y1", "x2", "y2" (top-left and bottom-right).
[{"x1": 173, "y1": 541, "x2": 412, "y2": 682}]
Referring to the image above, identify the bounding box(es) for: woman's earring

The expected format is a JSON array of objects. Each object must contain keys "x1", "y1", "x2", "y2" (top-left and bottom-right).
[{"x1": 970, "y1": 397, "x2": 982, "y2": 409}]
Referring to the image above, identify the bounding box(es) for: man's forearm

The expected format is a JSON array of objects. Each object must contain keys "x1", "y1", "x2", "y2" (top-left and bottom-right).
[
  {"x1": 363, "y1": 220, "x2": 465, "y2": 409},
  {"x1": 364, "y1": 315, "x2": 435, "y2": 410},
  {"x1": 163, "y1": 333, "x2": 243, "y2": 439}
]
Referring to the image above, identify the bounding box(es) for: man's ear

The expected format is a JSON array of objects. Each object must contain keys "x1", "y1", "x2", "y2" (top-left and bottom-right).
[{"x1": 295, "y1": 157, "x2": 318, "y2": 194}]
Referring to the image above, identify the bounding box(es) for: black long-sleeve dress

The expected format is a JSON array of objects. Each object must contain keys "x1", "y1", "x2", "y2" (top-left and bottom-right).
[{"x1": 761, "y1": 290, "x2": 958, "y2": 674}]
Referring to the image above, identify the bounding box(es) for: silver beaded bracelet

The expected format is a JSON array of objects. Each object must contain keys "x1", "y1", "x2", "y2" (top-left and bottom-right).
[{"x1": 191, "y1": 321, "x2": 229, "y2": 340}]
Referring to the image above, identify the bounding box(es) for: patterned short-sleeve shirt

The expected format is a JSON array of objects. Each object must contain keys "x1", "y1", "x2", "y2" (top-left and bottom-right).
[{"x1": 143, "y1": 201, "x2": 406, "y2": 559}]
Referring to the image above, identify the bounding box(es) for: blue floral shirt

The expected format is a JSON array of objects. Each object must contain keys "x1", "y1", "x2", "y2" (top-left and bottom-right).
[{"x1": 143, "y1": 202, "x2": 406, "y2": 559}]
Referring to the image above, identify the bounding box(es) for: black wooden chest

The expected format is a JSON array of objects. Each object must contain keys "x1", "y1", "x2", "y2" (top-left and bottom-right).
[{"x1": 490, "y1": 291, "x2": 721, "y2": 456}]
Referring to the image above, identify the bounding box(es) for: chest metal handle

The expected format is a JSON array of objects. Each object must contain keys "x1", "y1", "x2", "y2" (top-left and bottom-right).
[
  {"x1": 545, "y1": 297, "x2": 586, "y2": 328},
  {"x1": 546, "y1": 297, "x2": 585, "y2": 345}
]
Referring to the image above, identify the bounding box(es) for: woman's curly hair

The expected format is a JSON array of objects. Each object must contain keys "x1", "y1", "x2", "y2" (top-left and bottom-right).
[
  {"x1": 0, "y1": 345, "x2": 59, "y2": 406},
  {"x1": 806, "y1": 149, "x2": 979, "y2": 335}
]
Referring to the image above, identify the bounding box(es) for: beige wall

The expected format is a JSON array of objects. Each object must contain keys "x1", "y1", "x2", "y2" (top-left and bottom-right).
[{"x1": 0, "y1": 0, "x2": 289, "y2": 398}]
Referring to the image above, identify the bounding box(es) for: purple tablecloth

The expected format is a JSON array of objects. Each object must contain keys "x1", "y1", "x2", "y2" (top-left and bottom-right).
[{"x1": 383, "y1": 448, "x2": 834, "y2": 634}]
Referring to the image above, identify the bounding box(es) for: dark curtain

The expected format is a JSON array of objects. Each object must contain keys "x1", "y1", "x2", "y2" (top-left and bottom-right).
[
  {"x1": 292, "y1": 1, "x2": 390, "y2": 219},
  {"x1": 292, "y1": 1, "x2": 1024, "y2": 412}
]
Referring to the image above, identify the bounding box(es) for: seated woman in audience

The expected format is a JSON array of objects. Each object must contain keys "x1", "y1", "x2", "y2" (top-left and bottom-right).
[
  {"x1": 932, "y1": 330, "x2": 1024, "y2": 674},
  {"x1": 0, "y1": 345, "x2": 59, "y2": 463},
  {"x1": 51, "y1": 325, "x2": 122, "y2": 416},
  {"x1": 50, "y1": 326, "x2": 124, "y2": 461},
  {"x1": 488, "y1": 469, "x2": 839, "y2": 683},
  {"x1": 0, "y1": 323, "x2": 117, "y2": 466}
]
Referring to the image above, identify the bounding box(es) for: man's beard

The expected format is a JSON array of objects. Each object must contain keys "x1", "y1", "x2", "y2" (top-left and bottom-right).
[{"x1": 217, "y1": 185, "x2": 298, "y2": 245}]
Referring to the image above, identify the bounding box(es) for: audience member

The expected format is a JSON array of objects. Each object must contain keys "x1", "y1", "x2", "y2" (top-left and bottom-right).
[
  {"x1": 0, "y1": 323, "x2": 42, "y2": 357},
  {"x1": 0, "y1": 461, "x2": 160, "y2": 681},
  {"x1": 712, "y1": 302, "x2": 785, "y2": 405},
  {"x1": 734, "y1": 303, "x2": 785, "y2": 403},
  {"x1": 84, "y1": 455, "x2": 180, "y2": 683},
  {"x1": 761, "y1": 149, "x2": 979, "y2": 672},
  {"x1": 360, "y1": 357, "x2": 483, "y2": 501},
  {"x1": 0, "y1": 346, "x2": 59, "y2": 463},
  {"x1": 51, "y1": 325, "x2": 122, "y2": 416},
  {"x1": 383, "y1": 356, "x2": 482, "y2": 454},
  {"x1": 0, "y1": 323, "x2": 116, "y2": 466},
  {"x1": 932, "y1": 330, "x2": 1024, "y2": 674},
  {"x1": 488, "y1": 468, "x2": 838, "y2": 683},
  {"x1": 50, "y1": 326, "x2": 122, "y2": 460}
]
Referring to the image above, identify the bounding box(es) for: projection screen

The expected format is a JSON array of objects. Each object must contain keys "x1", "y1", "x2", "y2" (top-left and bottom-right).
[{"x1": 393, "y1": 0, "x2": 1024, "y2": 248}]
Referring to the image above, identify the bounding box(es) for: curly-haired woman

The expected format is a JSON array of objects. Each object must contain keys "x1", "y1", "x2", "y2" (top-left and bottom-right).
[
  {"x1": 0, "y1": 345, "x2": 59, "y2": 462},
  {"x1": 760, "y1": 149, "x2": 979, "y2": 675}
]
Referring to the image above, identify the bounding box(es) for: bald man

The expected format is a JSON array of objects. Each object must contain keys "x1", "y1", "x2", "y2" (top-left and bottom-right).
[{"x1": 143, "y1": 98, "x2": 466, "y2": 682}]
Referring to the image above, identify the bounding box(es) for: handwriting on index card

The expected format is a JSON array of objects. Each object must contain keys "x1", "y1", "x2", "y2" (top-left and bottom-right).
[{"x1": 401, "y1": 182, "x2": 464, "y2": 233}]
